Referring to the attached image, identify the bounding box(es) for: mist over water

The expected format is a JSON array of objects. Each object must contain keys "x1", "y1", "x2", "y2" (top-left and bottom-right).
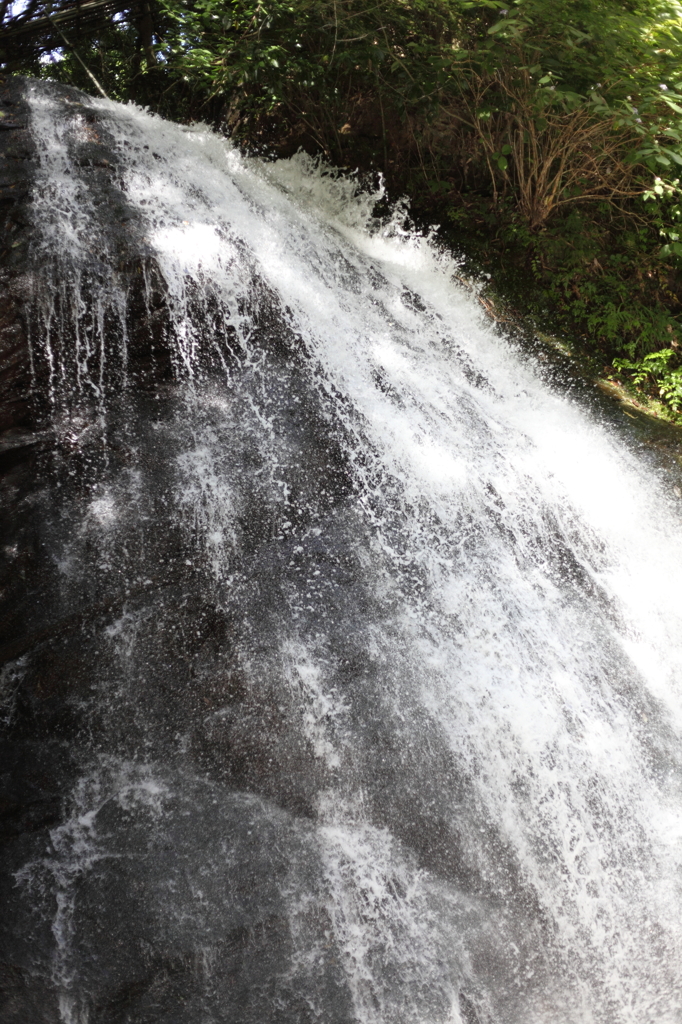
[{"x1": 4, "y1": 79, "x2": 682, "y2": 1023}]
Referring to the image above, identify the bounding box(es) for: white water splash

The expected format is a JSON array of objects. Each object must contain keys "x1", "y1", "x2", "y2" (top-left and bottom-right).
[{"x1": 25, "y1": 83, "x2": 682, "y2": 1023}]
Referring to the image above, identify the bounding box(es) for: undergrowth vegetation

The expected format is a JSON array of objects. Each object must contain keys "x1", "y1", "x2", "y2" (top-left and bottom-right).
[{"x1": 5, "y1": 0, "x2": 682, "y2": 413}]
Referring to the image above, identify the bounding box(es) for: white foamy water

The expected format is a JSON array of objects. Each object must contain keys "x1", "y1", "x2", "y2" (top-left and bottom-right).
[{"x1": 22, "y1": 81, "x2": 682, "y2": 1024}]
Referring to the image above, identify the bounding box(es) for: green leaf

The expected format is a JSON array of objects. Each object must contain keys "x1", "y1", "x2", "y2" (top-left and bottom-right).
[{"x1": 663, "y1": 98, "x2": 682, "y2": 114}]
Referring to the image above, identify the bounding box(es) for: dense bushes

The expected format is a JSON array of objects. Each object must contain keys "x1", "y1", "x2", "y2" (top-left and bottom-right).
[{"x1": 6, "y1": 0, "x2": 682, "y2": 411}]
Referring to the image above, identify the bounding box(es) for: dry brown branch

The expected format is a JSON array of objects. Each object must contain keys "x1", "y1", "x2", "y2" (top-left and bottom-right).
[{"x1": 422, "y1": 64, "x2": 648, "y2": 229}]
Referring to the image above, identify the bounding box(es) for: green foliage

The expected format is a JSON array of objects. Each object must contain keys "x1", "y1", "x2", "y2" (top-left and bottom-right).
[
  {"x1": 613, "y1": 348, "x2": 682, "y2": 411},
  {"x1": 9, "y1": 0, "x2": 682, "y2": 408},
  {"x1": 444, "y1": 189, "x2": 682, "y2": 367}
]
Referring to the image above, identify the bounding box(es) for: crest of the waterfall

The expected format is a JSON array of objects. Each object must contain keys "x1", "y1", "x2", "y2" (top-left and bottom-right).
[{"x1": 9, "y1": 78, "x2": 682, "y2": 1024}]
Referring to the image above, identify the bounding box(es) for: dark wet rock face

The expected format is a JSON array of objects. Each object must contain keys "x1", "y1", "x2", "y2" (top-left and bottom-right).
[
  {"x1": 0, "y1": 77, "x2": 411, "y2": 1024},
  {"x1": 0, "y1": 77, "x2": 355, "y2": 1024},
  {"x1": 2, "y1": 77, "x2": 682, "y2": 1024},
  {"x1": 0, "y1": 78, "x2": 36, "y2": 440}
]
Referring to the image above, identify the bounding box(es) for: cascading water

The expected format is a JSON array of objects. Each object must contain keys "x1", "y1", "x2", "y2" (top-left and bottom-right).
[{"x1": 2, "y1": 77, "x2": 682, "y2": 1024}]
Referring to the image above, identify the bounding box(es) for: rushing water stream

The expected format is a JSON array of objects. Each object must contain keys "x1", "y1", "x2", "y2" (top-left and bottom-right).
[{"x1": 2, "y1": 79, "x2": 682, "y2": 1024}]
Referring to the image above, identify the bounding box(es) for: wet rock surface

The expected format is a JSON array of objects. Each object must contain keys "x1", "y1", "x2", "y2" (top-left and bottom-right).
[
  {"x1": 0, "y1": 79, "x2": 528, "y2": 1024},
  {"x1": 2, "y1": 77, "x2": 682, "y2": 1024},
  {"x1": 0, "y1": 333, "x2": 354, "y2": 1022},
  {"x1": 0, "y1": 77, "x2": 422, "y2": 1024},
  {"x1": 0, "y1": 78, "x2": 343, "y2": 1024},
  {"x1": 0, "y1": 75, "x2": 36, "y2": 441}
]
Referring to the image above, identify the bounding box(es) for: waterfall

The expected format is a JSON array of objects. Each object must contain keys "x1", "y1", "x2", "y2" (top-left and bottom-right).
[{"x1": 2, "y1": 78, "x2": 682, "y2": 1024}]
